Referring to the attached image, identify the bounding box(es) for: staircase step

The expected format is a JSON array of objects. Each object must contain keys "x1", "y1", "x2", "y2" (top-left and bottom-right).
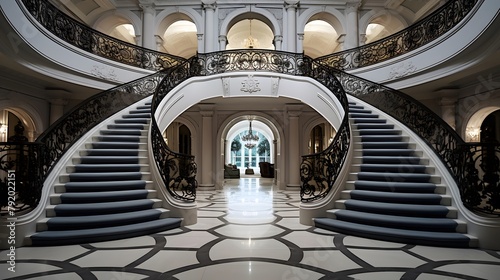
[
  {"x1": 123, "y1": 113, "x2": 150, "y2": 118},
  {"x1": 96, "y1": 135, "x2": 143, "y2": 142},
  {"x1": 349, "y1": 109, "x2": 372, "y2": 114},
  {"x1": 347, "y1": 190, "x2": 443, "y2": 204},
  {"x1": 77, "y1": 156, "x2": 141, "y2": 164},
  {"x1": 114, "y1": 118, "x2": 149, "y2": 124},
  {"x1": 362, "y1": 149, "x2": 416, "y2": 156},
  {"x1": 82, "y1": 149, "x2": 140, "y2": 156},
  {"x1": 327, "y1": 209, "x2": 463, "y2": 232},
  {"x1": 348, "y1": 105, "x2": 364, "y2": 109},
  {"x1": 356, "y1": 172, "x2": 434, "y2": 183},
  {"x1": 41, "y1": 209, "x2": 168, "y2": 231},
  {"x1": 100, "y1": 129, "x2": 143, "y2": 136},
  {"x1": 107, "y1": 124, "x2": 146, "y2": 130},
  {"x1": 336, "y1": 200, "x2": 453, "y2": 218},
  {"x1": 350, "y1": 113, "x2": 379, "y2": 118},
  {"x1": 361, "y1": 155, "x2": 422, "y2": 164},
  {"x1": 129, "y1": 109, "x2": 151, "y2": 114},
  {"x1": 353, "y1": 180, "x2": 439, "y2": 193},
  {"x1": 70, "y1": 164, "x2": 142, "y2": 173},
  {"x1": 355, "y1": 124, "x2": 394, "y2": 129},
  {"x1": 31, "y1": 218, "x2": 182, "y2": 246},
  {"x1": 358, "y1": 129, "x2": 401, "y2": 135},
  {"x1": 314, "y1": 218, "x2": 473, "y2": 248},
  {"x1": 353, "y1": 118, "x2": 387, "y2": 124},
  {"x1": 65, "y1": 172, "x2": 144, "y2": 182},
  {"x1": 49, "y1": 199, "x2": 161, "y2": 217},
  {"x1": 61, "y1": 180, "x2": 148, "y2": 192},
  {"x1": 359, "y1": 164, "x2": 428, "y2": 173},
  {"x1": 57, "y1": 189, "x2": 152, "y2": 204},
  {"x1": 89, "y1": 142, "x2": 140, "y2": 149},
  {"x1": 361, "y1": 142, "x2": 409, "y2": 149}
]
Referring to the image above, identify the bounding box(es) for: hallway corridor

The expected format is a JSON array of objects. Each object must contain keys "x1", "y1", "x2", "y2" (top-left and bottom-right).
[{"x1": 1, "y1": 178, "x2": 500, "y2": 279}]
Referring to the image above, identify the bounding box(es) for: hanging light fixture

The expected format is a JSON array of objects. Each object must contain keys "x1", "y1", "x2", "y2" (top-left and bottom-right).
[
  {"x1": 242, "y1": 120, "x2": 259, "y2": 149},
  {"x1": 243, "y1": 19, "x2": 258, "y2": 49}
]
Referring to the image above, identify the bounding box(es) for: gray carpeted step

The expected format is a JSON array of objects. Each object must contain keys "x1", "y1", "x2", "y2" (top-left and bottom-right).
[
  {"x1": 97, "y1": 135, "x2": 142, "y2": 142},
  {"x1": 359, "y1": 164, "x2": 427, "y2": 173},
  {"x1": 114, "y1": 118, "x2": 149, "y2": 124},
  {"x1": 100, "y1": 129, "x2": 143, "y2": 136},
  {"x1": 31, "y1": 218, "x2": 182, "y2": 246},
  {"x1": 45, "y1": 209, "x2": 164, "y2": 230},
  {"x1": 73, "y1": 164, "x2": 141, "y2": 173},
  {"x1": 91, "y1": 142, "x2": 140, "y2": 149},
  {"x1": 59, "y1": 189, "x2": 150, "y2": 203},
  {"x1": 361, "y1": 155, "x2": 422, "y2": 164},
  {"x1": 314, "y1": 218, "x2": 471, "y2": 248},
  {"x1": 79, "y1": 156, "x2": 139, "y2": 164},
  {"x1": 348, "y1": 190, "x2": 442, "y2": 204},
  {"x1": 64, "y1": 180, "x2": 147, "y2": 192},
  {"x1": 53, "y1": 199, "x2": 157, "y2": 216},
  {"x1": 342, "y1": 200, "x2": 450, "y2": 218},
  {"x1": 362, "y1": 149, "x2": 415, "y2": 156},
  {"x1": 354, "y1": 180, "x2": 437, "y2": 193},
  {"x1": 84, "y1": 149, "x2": 139, "y2": 156},
  {"x1": 357, "y1": 171, "x2": 431, "y2": 183},
  {"x1": 68, "y1": 172, "x2": 143, "y2": 182},
  {"x1": 331, "y1": 210, "x2": 459, "y2": 232}
]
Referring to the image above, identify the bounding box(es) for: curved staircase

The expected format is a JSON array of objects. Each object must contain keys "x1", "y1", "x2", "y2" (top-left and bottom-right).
[
  {"x1": 30, "y1": 101, "x2": 181, "y2": 246},
  {"x1": 314, "y1": 101, "x2": 478, "y2": 248}
]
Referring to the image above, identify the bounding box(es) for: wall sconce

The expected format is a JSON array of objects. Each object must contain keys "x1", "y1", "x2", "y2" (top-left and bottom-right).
[
  {"x1": 466, "y1": 127, "x2": 480, "y2": 142},
  {"x1": 0, "y1": 124, "x2": 7, "y2": 134}
]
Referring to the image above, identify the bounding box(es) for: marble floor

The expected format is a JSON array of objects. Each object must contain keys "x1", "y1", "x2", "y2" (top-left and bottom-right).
[{"x1": 1, "y1": 177, "x2": 500, "y2": 280}]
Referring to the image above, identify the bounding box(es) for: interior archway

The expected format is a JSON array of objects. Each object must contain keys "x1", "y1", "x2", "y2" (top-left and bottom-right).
[
  {"x1": 303, "y1": 20, "x2": 339, "y2": 58},
  {"x1": 226, "y1": 19, "x2": 275, "y2": 50}
]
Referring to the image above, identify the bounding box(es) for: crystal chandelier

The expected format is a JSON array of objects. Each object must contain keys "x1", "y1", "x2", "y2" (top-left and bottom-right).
[
  {"x1": 243, "y1": 19, "x2": 258, "y2": 49},
  {"x1": 242, "y1": 120, "x2": 259, "y2": 149}
]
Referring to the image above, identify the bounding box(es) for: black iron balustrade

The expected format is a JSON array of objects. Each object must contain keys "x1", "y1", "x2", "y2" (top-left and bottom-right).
[
  {"x1": 36, "y1": 71, "x2": 166, "y2": 190},
  {"x1": 18, "y1": 0, "x2": 186, "y2": 70},
  {"x1": 314, "y1": 0, "x2": 479, "y2": 70},
  {"x1": 196, "y1": 50, "x2": 311, "y2": 76},
  {"x1": 456, "y1": 143, "x2": 500, "y2": 215},
  {"x1": 300, "y1": 63, "x2": 351, "y2": 202},
  {"x1": 0, "y1": 142, "x2": 44, "y2": 215},
  {"x1": 332, "y1": 69, "x2": 499, "y2": 215},
  {"x1": 151, "y1": 61, "x2": 198, "y2": 201}
]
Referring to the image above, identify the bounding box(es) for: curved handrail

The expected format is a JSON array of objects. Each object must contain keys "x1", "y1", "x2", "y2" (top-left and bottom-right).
[
  {"x1": 332, "y1": 69, "x2": 499, "y2": 215},
  {"x1": 151, "y1": 61, "x2": 198, "y2": 202},
  {"x1": 300, "y1": 62, "x2": 351, "y2": 202},
  {"x1": 18, "y1": 0, "x2": 186, "y2": 70},
  {"x1": 36, "y1": 71, "x2": 167, "y2": 188},
  {"x1": 314, "y1": 0, "x2": 480, "y2": 70}
]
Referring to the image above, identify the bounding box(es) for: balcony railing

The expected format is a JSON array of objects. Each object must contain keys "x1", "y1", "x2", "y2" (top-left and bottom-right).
[
  {"x1": 314, "y1": 0, "x2": 480, "y2": 70},
  {"x1": 18, "y1": 0, "x2": 186, "y2": 70}
]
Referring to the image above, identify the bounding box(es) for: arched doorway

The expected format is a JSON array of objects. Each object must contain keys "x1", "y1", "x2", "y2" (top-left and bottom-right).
[
  {"x1": 226, "y1": 19, "x2": 275, "y2": 50},
  {"x1": 480, "y1": 110, "x2": 500, "y2": 143},
  {"x1": 225, "y1": 119, "x2": 275, "y2": 175}
]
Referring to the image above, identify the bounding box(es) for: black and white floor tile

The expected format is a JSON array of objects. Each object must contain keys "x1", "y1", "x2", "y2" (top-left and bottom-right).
[{"x1": 1, "y1": 177, "x2": 500, "y2": 279}]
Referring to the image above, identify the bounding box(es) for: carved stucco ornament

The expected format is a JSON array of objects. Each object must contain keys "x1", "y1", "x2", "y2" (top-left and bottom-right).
[
  {"x1": 241, "y1": 74, "x2": 261, "y2": 93},
  {"x1": 388, "y1": 61, "x2": 417, "y2": 80}
]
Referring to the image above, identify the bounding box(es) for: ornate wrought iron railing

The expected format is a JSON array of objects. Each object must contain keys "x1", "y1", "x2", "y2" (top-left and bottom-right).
[
  {"x1": 332, "y1": 70, "x2": 499, "y2": 215},
  {"x1": 151, "y1": 61, "x2": 198, "y2": 201},
  {"x1": 1, "y1": 142, "x2": 44, "y2": 215},
  {"x1": 18, "y1": 0, "x2": 186, "y2": 70},
  {"x1": 300, "y1": 63, "x2": 351, "y2": 202},
  {"x1": 195, "y1": 49, "x2": 311, "y2": 75},
  {"x1": 314, "y1": 0, "x2": 480, "y2": 70},
  {"x1": 456, "y1": 143, "x2": 500, "y2": 215},
  {"x1": 36, "y1": 71, "x2": 166, "y2": 194}
]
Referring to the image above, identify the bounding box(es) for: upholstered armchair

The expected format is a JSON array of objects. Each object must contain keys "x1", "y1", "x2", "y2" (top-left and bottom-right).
[
  {"x1": 224, "y1": 164, "x2": 240, "y2": 179},
  {"x1": 259, "y1": 162, "x2": 274, "y2": 178}
]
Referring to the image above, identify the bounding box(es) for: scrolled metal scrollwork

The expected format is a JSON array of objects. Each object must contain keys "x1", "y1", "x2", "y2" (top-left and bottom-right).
[
  {"x1": 300, "y1": 62, "x2": 351, "y2": 202},
  {"x1": 19, "y1": 0, "x2": 186, "y2": 70},
  {"x1": 0, "y1": 142, "x2": 44, "y2": 215},
  {"x1": 315, "y1": 0, "x2": 479, "y2": 70},
  {"x1": 151, "y1": 62, "x2": 198, "y2": 201}
]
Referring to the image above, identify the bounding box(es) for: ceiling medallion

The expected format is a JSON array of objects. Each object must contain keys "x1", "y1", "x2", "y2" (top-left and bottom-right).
[{"x1": 241, "y1": 74, "x2": 261, "y2": 93}]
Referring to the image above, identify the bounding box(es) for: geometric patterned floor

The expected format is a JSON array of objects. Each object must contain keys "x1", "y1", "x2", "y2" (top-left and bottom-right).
[{"x1": 1, "y1": 177, "x2": 500, "y2": 279}]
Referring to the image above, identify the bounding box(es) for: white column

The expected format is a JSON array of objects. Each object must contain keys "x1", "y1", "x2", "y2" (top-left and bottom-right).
[
  {"x1": 199, "y1": 104, "x2": 215, "y2": 189},
  {"x1": 155, "y1": 35, "x2": 164, "y2": 51},
  {"x1": 284, "y1": 0, "x2": 299, "y2": 52},
  {"x1": 139, "y1": 2, "x2": 156, "y2": 50},
  {"x1": 274, "y1": 35, "x2": 283, "y2": 50},
  {"x1": 287, "y1": 105, "x2": 303, "y2": 188},
  {"x1": 49, "y1": 99, "x2": 67, "y2": 125},
  {"x1": 345, "y1": 0, "x2": 361, "y2": 50},
  {"x1": 197, "y1": 34, "x2": 204, "y2": 53},
  {"x1": 297, "y1": 33, "x2": 304, "y2": 53},
  {"x1": 218, "y1": 35, "x2": 227, "y2": 51},
  {"x1": 203, "y1": 0, "x2": 217, "y2": 53}
]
